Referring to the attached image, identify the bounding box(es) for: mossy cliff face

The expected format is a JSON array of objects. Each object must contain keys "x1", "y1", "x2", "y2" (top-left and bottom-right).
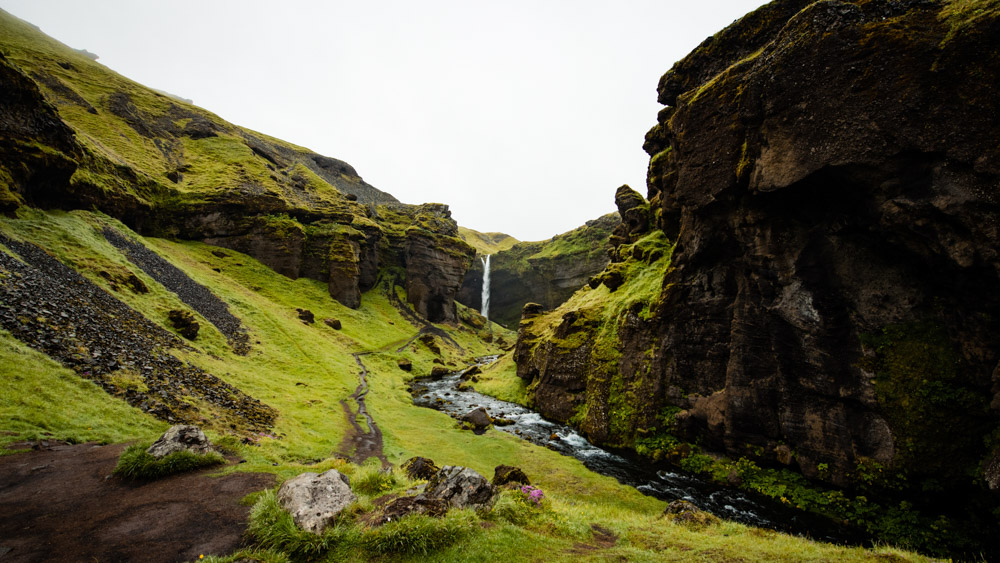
[
  {"x1": 0, "y1": 10, "x2": 474, "y2": 312},
  {"x1": 400, "y1": 204, "x2": 476, "y2": 323},
  {"x1": 457, "y1": 212, "x2": 619, "y2": 328},
  {"x1": 524, "y1": 0, "x2": 1000, "y2": 495}
]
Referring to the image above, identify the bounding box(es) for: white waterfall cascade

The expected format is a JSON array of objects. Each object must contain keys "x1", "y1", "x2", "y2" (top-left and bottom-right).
[{"x1": 480, "y1": 254, "x2": 491, "y2": 320}]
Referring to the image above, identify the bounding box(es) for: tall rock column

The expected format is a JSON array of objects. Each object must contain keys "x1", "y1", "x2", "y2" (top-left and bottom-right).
[{"x1": 403, "y1": 204, "x2": 475, "y2": 324}]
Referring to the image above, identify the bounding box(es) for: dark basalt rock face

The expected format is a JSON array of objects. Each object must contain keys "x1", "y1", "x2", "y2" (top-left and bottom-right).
[
  {"x1": 644, "y1": 0, "x2": 1000, "y2": 487},
  {"x1": 0, "y1": 53, "x2": 81, "y2": 212},
  {"x1": 403, "y1": 204, "x2": 475, "y2": 324},
  {"x1": 457, "y1": 213, "x2": 619, "y2": 328},
  {"x1": 524, "y1": 0, "x2": 1000, "y2": 496}
]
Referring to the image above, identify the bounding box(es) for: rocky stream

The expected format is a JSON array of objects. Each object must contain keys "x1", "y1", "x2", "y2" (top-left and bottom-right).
[{"x1": 411, "y1": 357, "x2": 860, "y2": 545}]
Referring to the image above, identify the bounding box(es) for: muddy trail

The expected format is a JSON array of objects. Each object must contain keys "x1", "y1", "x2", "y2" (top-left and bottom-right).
[
  {"x1": 0, "y1": 442, "x2": 274, "y2": 562},
  {"x1": 336, "y1": 353, "x2": 389, "y2": 468}
]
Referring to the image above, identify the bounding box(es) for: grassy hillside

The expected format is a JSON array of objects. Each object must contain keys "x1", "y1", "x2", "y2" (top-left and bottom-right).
[
  {"x1": 458, "y1": 226, "x2": 519, "y2": 255},
  {"x1": 0, "y1": 8, "x2": 394, "y2": 216},
  {"x1": 0, "y1": 208, "x2": 928, "y2": 562}
]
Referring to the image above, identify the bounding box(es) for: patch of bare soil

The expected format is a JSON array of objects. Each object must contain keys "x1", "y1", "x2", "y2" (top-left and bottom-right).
[
  {"x1": 0, "y1": 442, "x2": 274, "y2": 562},
  {"x1": 568, "y1": 523, "x2": 619, "y2": 556}
]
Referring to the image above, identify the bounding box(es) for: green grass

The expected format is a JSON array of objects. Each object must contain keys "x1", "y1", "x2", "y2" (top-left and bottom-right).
[
  {"x1": 240, "y1": 466, "x2": 929, "y2": 563},
  {"x1": 0, "y1": 330, "x2": 167, "y2": 449},
  {"x1": 471, "y1": 353, "x2": 530, "y2": 405},
  {"x1": 457, "y1": 226, "x2": 519, "y2": 254},
  {"x1": 112, "y1": 442, "x2": 225, "y2": 480}
]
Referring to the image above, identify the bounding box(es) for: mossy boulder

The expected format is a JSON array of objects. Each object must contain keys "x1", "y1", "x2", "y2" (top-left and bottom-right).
[{"x1": 167, "y1": 309, "x2": 199, "y2": 340}]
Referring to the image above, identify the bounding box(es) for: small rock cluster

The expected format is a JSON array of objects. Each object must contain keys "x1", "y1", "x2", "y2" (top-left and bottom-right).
[
  {"x1": 278, "y1": 457, "x2": 531, "y2": 535},
  {"x1": 103, "y1": 227, "x2": 251, "y2": 354},
  {"x1": 0, "y1": 233, "x2": 275, "y2": 432}
]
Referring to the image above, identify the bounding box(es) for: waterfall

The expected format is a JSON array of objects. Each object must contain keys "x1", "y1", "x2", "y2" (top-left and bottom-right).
[{"x1": 480, "y1": 254, "x2": 491, "y2": 320}]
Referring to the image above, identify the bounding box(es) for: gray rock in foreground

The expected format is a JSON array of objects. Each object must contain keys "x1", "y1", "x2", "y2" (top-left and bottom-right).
[
  {"x1": 419, "y1": 465, "x2": 493, "y2": 508},
  {"x1": 277, "y1": 470, "x2": 356, "y2": 534},
  {"x1": 146, "y1": 425, "x2": 213, "y2": 458}
]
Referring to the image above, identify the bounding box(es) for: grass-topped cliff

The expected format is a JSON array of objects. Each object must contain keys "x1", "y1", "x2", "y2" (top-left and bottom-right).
[
  {"x1": 457, "y1": 212, "x2": 619, "y2": 328},
  {"x1": 0, "y1": 8, "x2": 475, "y2": 319},
  {"x1": 515, "y1": 0, "x2": 1000, "y2": 558}
]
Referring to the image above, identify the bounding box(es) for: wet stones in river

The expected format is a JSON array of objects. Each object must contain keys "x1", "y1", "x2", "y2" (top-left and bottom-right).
[
  {"x1": 146, "y1": 425, "x2": 214, "y2": 458},
  {"x1": 401, "y1": 456, "x2": 440, "y2": 481},
  {"x1": 430, "y1": 366, "x2": 450, "y2": 378},
  {"x1": 419, "y1": 466, "x2": 494, "y2": 509},
  {"x1": 460, "y1": 365, "x2": 481, "y2": 380},
  {"x1": 492, "y1": 465, "x2": 530, "y2": 487},
  {"x1": 167, "y1": 309, "x2": 199, "y2": 340},
  {"x1": 460, "y1": 407, "x2": 492, "y2": 434},
  {"x1": 277, "y1": 469, "x2": 356, "y2": 534}
]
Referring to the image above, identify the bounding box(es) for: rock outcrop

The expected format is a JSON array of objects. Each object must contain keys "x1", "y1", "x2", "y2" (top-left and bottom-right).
[
  {"x1": 277, "y1": 469, "x2": 356, "y2": 535},
  {"x1": 146, "y1": 425, "x2": 214, "y2": 458},
  {"x1": 420, "y1": 466, "x2": 494, "y2": 508},
  {"x1": 457, "y1": 213, "x2": 619, "y2": 328},
  {"x1": 519, "y1": 0, "x2": 1000, "y2": 508},
  {"x1": 402, "y1": 204, "x2": 475, "y2": 323}
]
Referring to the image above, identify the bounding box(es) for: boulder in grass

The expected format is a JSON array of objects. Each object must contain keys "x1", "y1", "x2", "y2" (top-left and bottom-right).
[
  {"x1": 277, "y1": 469, "x2": 356, "y2": 534},
  {"x1": 323, "y1": 317, "x2": 342, "y2": 330},
  {"x1": 370, "y1": 495, "x2": 448, "y2": 526},
  {"x1": 401, "y1": 456, "x2": 440, "y2": 480},
  {"x1": 167, "y1": 309, "x2": 199, "y2": 340},
  {"x1": 146, "y1": 424, "x2": 213, "y2": 458},
  {"x1": 461, "y1": 407, "x2": 492, "y2": 433},
  {"x1": 419, "y1": 465, "x2": 494, "y2": 509},
  {"x1": 492, "y1": 465, "x2": 530, "y2": 487}
]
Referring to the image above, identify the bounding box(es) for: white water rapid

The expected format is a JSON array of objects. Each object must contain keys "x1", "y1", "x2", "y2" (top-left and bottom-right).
[{"x1": 481, "y1": 254, "x2": 491, "y2": 320}]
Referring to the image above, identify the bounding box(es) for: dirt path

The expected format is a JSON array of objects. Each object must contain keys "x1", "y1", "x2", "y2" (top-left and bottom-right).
[
  {"x1": 335, "y1": 353, "x2": 389, "y2": 468},
  {"x1": 0, "y1": 442, "x2": 274, "y2": 562}
]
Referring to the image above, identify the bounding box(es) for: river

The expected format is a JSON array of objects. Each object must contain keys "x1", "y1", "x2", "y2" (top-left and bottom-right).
[{"x1": 410, "y1": 356, "x2": 858, "y2": 544}]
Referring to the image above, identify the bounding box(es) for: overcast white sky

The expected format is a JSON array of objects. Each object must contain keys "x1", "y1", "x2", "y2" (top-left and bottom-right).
[{"x1": 2, "y1": 0, "x2": 767, "y2": 241}]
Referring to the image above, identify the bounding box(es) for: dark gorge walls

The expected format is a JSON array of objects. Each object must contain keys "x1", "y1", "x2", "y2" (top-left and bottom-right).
[{"x1": 518, "y1": 0, "x2": 1000, "y2": 519}]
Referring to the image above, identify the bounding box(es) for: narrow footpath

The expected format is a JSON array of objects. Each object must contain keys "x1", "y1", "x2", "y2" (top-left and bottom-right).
[{"x1": 336, "y1": 353, "x2": 389, "y2": 468}]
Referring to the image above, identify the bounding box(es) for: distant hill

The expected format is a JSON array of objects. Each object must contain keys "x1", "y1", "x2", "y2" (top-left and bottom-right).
[{"x1": 457, "y1": 226, "x2": 519, "y2": 255}]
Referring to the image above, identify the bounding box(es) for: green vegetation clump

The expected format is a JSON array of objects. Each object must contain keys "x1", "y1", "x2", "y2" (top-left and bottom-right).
[
  {"x1": 350, "y1": 462, "x2": 401, "y2": 495},
  {"x1": 112, "y1": 443, "x2": 225, "y2": 480}
]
